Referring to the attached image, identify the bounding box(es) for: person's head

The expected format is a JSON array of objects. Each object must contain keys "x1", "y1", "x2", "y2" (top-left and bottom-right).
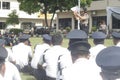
[
  {"x1": 91, "y1": 31, "x2": 106, "y2": 45},
  {"x1": 18, "y1": 34, "x2": 30, "y2": 45},
  {"x1": 80, "y1": 7, "x2": 87, "y2": 15},
  {"x1": 0, "y1": 39, "x2": 5, "y2": 47},
  {"x1": 66, "y1": 29, "x2": 88, "y2": 46},
  {"x1": 112, "y1": 32, "x2": 120, "y2": 45},
  {"x1": 51, "y1": 32, "x2": 63, "y2": 46},
  {"x1": 42, "y1": 34, "x2": 52, "y2": 45},
  {"x1": 100, "y1": 20, "x2": 105, "y2": 24},
  {"x1": 68, "y1": 41, "x2": 91, "y2": 63},
  {"x1": 96, "y1": 46, "x2": 120, "y2": 80},
  {"x1": 0, "y1": 47, "x2": 8, "y2": 76}
]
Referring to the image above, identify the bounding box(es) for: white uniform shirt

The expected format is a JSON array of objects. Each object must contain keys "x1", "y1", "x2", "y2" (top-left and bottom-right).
[
  {"x1": 5, "y1": 47, "x2": 16, "y2": 62},
  {"x1": 116, "y1": 42, "x2": 120, "y2": 47},
  {"x1": 38, "y1": 45, "x2": 72, "y2": 78},
  {"x1": 12, "y1": 43, "x2": 32, "y2": 68},
  {"x1": 4, "y1": 62, "x2": 21, "y2": 80},
  {"x1": 31, "y1": 43, "x2": 51, "y2": 69},
  {"x1": 90, "y1": 44, "x2": 106, "y2": 59},
  {"x1": 0, "y1": 74, "x2": 3, "y2": 80},
  {"x1": 63, "y1": 58, "x2": 102, "y2": 80}
]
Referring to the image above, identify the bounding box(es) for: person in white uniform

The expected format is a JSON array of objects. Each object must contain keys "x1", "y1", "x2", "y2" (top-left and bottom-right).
[
  {"x1": 96, "y1": 46, "x2": 120, "y2": 80},
  {"x1": 0, "y1": 39, "x2": 16, "y2": 64},
  {"x1": 0, "y1": 46, "x2": 21, "y2": 80},
  {"x1": 112, "y1": 31, "x2": 120, "y2": 47},
  {"x1": 12, "y1": 34, "x2": 32, "y2": 72},
  {"x1": 63, "y1": 41, "x2": 102, "y2": 80},
  {"x1": 31, "y1": 34, "x2": 52, "y2": 80},
  {"x1": 66, "y1": 29, "x2": 88, "y2": 46},
  {"x1": 38, "y1": 32, "x2": 72, "y2": 80},
  {"x1": 90, "y1": 31, "x2": 107, "y2": 60}
]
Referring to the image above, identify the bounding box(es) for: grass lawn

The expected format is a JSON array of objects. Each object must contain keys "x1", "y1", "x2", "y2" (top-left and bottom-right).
[{"x1": 21, "y1": 37, "x2": 114, "y2": 80}]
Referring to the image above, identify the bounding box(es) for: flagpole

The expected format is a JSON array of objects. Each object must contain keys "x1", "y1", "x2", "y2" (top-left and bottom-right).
[{"x1": 78, "y1": 0, "x2": 80, "y2": 30}]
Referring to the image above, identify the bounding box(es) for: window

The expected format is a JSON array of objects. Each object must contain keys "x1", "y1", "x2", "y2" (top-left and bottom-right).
[
  {"x1": 59, "y1": 18, "x2": 72, "y2": 29},
  {"x1": 0, "y1": 22, "x2": 6, "y2": 29},
  {"x1": 2, "y1": 2, "x2": 10, "y2": 9},
  {"x1": 92, "y1": 16, "x2": 106, "y2": 29},
  {"x1": 112, "y1": 16, "x2": 120, "y2": 29}
]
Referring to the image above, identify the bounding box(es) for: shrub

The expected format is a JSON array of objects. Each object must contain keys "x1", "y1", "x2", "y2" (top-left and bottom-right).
[{"x1": 9, "y1": 28, "x2": 23, "y2": 35}]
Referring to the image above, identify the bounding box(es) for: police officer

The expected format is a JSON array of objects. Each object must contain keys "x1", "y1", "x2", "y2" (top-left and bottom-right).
[
  {"x1": 12, "y1": 34, "x2": 32, "y2": 72},
  {"x1": 38, "y1": 32, "x2": 72, "y2": 80},
  {"x1": 0, "y1": 39, "x2": 16, "y2": 64},
  {"x1": 112, "y1": 31, "x2": 120, "y2": 47},
  {"x1": 0, "y1": 46, "x2": 21, "y2": 80},
  {"x1": 73, "y1": 8, "x2": 89, "y2": 35},
  {"x1": 66, "y1": 29, "x2": 88, "y2": 46},
  {"x1": 96, "y1": 46, "x2": 120, "y2": 80},
  {"x1": 63, "y1": 41, "x2": 101, "y2": 80},
  {"x1": 31, "y1": 34, "x2": 52, "y2": 80},
  {"x1": 0, "y1": 47, "x2": 7, "y2": 79},
  {"x1": 90, "y1": 31, "x2": 107, "y2": 59}
]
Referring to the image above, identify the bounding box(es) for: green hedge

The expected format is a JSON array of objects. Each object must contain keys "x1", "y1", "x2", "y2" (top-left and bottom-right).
[{"x1": 9, "y1": 29, "x2": 23, "y2": 35}]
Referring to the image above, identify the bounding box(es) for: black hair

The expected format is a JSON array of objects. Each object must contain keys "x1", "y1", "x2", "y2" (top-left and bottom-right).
[
  {"x1": 52, "y1": 32, "x2": 63, "y2": 45},
  {"x1": 43, "y1": 38, "x2": 51, "y2": 45},
  {"x1": 68, "y1": 39, "x2": 88, "y2": 46},
  {"x1": 93, "y1": 39, "x2": 104, "y2": 45}
]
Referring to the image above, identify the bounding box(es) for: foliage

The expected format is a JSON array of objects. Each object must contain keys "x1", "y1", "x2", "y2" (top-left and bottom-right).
[
  {"x1": 6, "y1": 10, "x2": 19, "y2": 26},
  {"x1": 92, "y1": 26, "x2": 97, "y2": 32},
  {"x1": 9, "y1": 28, "x2": 23, "y2": 35},
  {"x1": 65, "y1": 27, "x2": 71, "y2": 33},
  {"x1": 81, "y1": 0, "x2": 92, "y2": 8}
]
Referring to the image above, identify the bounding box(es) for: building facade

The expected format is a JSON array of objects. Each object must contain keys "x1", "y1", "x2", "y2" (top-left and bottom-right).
[
  {"x1": 0, "y1": 0, "x2": 43, "y2": 33},
  {"x1": 56, "y1": 0, "x2": 120, "y2": 33}
]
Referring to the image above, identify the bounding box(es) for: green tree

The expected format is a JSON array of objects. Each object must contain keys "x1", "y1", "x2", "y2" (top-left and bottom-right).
[
  {"x1": 6, "y1": 10, "x2": 19, "y2": 27},
  {"x1": 17, "y1": 0, "x2": 92, "y2": 27}
]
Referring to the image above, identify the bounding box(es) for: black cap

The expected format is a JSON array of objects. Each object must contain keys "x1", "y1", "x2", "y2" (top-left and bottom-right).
[
  {"x1": 0, "y1": 47, "x2": 8, "y2": 63},
  {"x1": 68, "y1": 41, "x2": 91, "y2": 54},
  {"x1": 66, "y1": 29, "x2": 88, "y2": 39},
  {"x1": 0, "y1": 39, "x2": 5, "y2": 46},
  {"x1": 42, "y1": 34, "x2": 51, "y2": 41},
  {"x1": 112, "y1": 32, "x2": 120, "y2": 39},
  {"x1": 96, "y1": 46, "x2": 120, "y2": 71},
  {"x1": 92, "y1": 31, "x2": 106, "y2": 39},
  {"x1": 19, "y1": 34, "x2": 30, "y2": 40}
]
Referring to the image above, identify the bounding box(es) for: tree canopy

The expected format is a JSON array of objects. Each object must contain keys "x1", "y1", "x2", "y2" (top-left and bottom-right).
[{"x1": 6, "y1": 10, "x2": 19, "y2": 27}]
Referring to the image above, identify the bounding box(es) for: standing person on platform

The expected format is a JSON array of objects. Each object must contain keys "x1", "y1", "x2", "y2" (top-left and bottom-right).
[
  {"x1": 31, "y1": 34, "x2": 52, "y2": 80},
  {"x1": 12, "y1": 34, "x2": 32, "y2": 73},
  {"x1": 96, "y1": 46, "x2": 120, "y2": 80},
  {"x1": 63, "y1": 41, "x2": 102, "y2": 80},
  {"x1": 38, "y1": 32, "x2": 72, "y2": 80},
  {"x1": 73, "y1": 8, "x2": 89, "y2": 35}
]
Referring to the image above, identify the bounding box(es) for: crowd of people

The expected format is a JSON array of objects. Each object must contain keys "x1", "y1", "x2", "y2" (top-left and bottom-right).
[
  {"x1": 0, "y1": 28, "x2": 120, "y2": 80},
  {"x1": 0, "y1": 7, "x2": 119, "y2": 80}
]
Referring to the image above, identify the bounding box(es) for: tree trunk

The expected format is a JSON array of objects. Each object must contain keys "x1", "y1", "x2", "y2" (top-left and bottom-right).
[{"x1": 50, "y1": 9, "x2": 56, "y2": 29}]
